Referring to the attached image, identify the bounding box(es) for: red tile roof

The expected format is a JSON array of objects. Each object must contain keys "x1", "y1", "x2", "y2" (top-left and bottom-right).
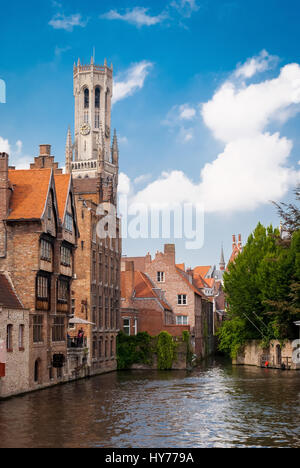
[
  {"x1": 0, "y1": 274, "x2": 23, "y2": 309},
  {"x1": 54, "y1": 173, "x2": 71, "y2": 221},
  {"x1": 193, "y1": 266, "x2": 211, "y2": 278},
  {"x1": 8, "y1": 169, "x2": 52, "y2": 221}
]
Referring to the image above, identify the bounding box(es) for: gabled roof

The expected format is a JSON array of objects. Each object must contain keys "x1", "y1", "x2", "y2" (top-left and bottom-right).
[
  {"x1": 193, "y1": 274, "x2": 210, "y2": 289},
  {"x1": 176, "y1": 267, "x2": 209, "y2": 300},
  {"x1": 0, "y1": 274, "x2": 23, "y2": 309},
  {"x1": 8, "y1": 169, "x2": 52, "y2": 221},
  {"x1": 54, "y1": 173, "x2": 71, "y2": 222},
  {"x1": 193, "y1": 266, "x2": 211, "y2": 278},
  {"x1": 121, "y1": 270, "x2": 172, "y2": 311},
  {"x1": 176, "y1": 263, "x2": 185, "y2": 271}
]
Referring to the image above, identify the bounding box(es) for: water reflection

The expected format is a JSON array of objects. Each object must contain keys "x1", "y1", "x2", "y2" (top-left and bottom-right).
[{"x1": 0, "y1": 359, "x2": 299, "y2": 448}]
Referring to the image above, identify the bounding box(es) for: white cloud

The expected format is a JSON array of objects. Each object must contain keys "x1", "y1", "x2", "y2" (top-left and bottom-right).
[
  {"x1": 127, "y1": 53, "x2": 300, "y2": 214},
  {"x1": 119, "y1": 172, "x2": 131, "y2": 196},
  {"x1": 163, "y1": 104, "x2": 197, "y2": 143},
  {"x1": 170, "y1": 0, "x2": 200, "y2": 18},
  {"x1": 49, "y1": 14, "x2": 87, "y2": 32},
  {"x1": 234, "y1": 50, "x2": 278, "y2": 79},
  {"x1": 0, "y1": 138, "x2": 32, "y2": 169},
  {"x1": 0, "y1": 136, "x2": 10, "y2": 154},
  {"x1": 134, "y1": 174, "x2": 152, "y2": 185},
  {"x1": 101, "y1": 7, "x2": 167, "y2": 27},
  {"x1": 113, "y1": 61, "x2": 153, "y2": 105},
  {"x1": 202, "y1": 62, "x2": 300, "y2": 143}
]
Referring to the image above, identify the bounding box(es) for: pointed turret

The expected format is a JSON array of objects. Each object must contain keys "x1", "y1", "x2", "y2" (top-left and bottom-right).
[
  {"x1": 77, "y1": 58, "x2": 81, "y2": 67},
  {"x1": 111, "y1": 129, "x2": 119, "y2": 166},
  {"x1": 219, "y1": 245, "x2": 225, "y2": 271},
  {"x1": 65, "y1": 127, "x2": 73, "y2": 174}
]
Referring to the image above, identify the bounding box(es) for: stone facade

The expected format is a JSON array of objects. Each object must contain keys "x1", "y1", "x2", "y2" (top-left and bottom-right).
[{"x1": 233, "y1": 339, "x2": 300, "y2": 370}]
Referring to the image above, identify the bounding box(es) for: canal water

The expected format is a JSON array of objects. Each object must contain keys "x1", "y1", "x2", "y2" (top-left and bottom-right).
[{"x1": 0, "y1": 358, "x2": 299, "y2": 448}]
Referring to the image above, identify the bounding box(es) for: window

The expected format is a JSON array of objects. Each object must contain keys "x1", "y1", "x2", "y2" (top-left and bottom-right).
[
  {"x1": 98, "y1": 296, "x2": 103, "y2": 328},
  {"x1": 19, "y1": 325, "x2": 24, "y2": 350},
  {"x1": 41, "y1": 239, "x2": 51, "y2": 262},
  {"x1": 105, "y1": 340, "x2": 108, "y2": 358},
  {"x1": 92, "y1": 251, "x2": 96, "y2": 282},
  {"x1": 95, "y1": 87, "x2": 100, "y2": 108},
  {"x1": 37, "y1": 276, "x2": 49, "y2": 299},
  {"x1": 92, "y1": 306, "x2": 97, "y2": 326},
  {"x1": 92, "y1": 338, "x2": 97, "y2": 358},
  {"x1": 176, "y1": 316, "x2": 188, "y2": 325},
  {"x1": 34, "y1": 360, "x2": 40, "y2": 383},
  {"x1": 123, "y1": 319, "x2": 130, "y2": 336},
  {"x1": 157, "y1": 272, "x2": 165, "y2": 283},
  {"x1": 58, "y1": 280, "x2": 69, "y2": 303},
  {"x1": 65, "y1": 213, "x2": 73, "y2": 233},
  {"x1": 178, "y1": 294, "x2": 187, "y2": 306},
  {"x1": 84, "y1": 88, "x2": 89, "y2": 109},
  {"x1": 33, "y1": 316, "x2": 43, "y2": 343},
  {"x1": 105, "y1": 298, "x2": 109, "y2": 329},
  {"x1": 110, "y1": 338, "x2": 114, "y2": 357},
  {"x1": 95, "y1": 111, "x2": 100, "y2": 129},
  {"x1": 71, "y1": 298, "x2": 75, "y2": 317},
  {"x1": 48, "y1": 205, "x2": 52, "y2": 221},
  {"x1": 84, "y1": 111, "x2": 89, "y2": 124},
  {"x1": 6, "y1": 325, "x2": 13, "y2": 351},
  {"x1": 61, "y1": 246, "x2": 71, "y2": 267},
  {"x1": 98, "y1": 338, "x2": 103, "y2": 358},
  {"x1": 52, "y1": 316, "x2": 65, "y2": 342}
]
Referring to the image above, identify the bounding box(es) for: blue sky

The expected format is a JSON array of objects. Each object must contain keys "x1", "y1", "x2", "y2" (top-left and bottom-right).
[{"x1": 1, "y1": 0, "x2": 300, "y2": 267}]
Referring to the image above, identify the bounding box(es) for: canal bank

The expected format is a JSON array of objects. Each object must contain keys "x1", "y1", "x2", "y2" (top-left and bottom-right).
[{"x1": 0, "y1": 358, "x2": 300, "y2": 448}]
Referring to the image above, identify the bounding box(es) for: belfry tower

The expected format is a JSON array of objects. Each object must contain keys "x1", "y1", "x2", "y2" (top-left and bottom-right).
[{"x1": 65, "y1": 57, "x2": 119, "y2": 205}]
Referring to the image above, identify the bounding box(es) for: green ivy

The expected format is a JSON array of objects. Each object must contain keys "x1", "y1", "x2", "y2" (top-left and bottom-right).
[
  {"x1": 182, "y1": 331, "x2": 193, "y2": 366},
  {"x1": 156, "y1": 332, "x2": 178, "y2": 370},
  {"x1": 117, "y1": 331, "x2": 184, "y2": 370}
]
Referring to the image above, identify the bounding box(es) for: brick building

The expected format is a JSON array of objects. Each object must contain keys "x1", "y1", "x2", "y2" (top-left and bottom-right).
[
  {"x1": 124, "y1": 244, "x2": 214, "y2": 358},
  {"x1": 121, "y1": 260, "x2": 189, "y2": 337},
  {"x1": 65, "y1": 58, "x2": 121, "y2": 375},
  {"x1": 0, "y1": 273, "x2": 29, "y2": 398},
  {"x1": 0, "y1": 148, "x2": 79, "y2": 395}
]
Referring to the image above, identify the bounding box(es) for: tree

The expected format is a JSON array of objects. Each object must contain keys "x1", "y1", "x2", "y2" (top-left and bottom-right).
[{"x1": 218, "y1": 219, "x2": 300, "y2": 357}]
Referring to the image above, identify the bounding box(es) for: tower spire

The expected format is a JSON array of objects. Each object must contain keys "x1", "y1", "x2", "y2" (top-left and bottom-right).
[
  {"x1": 65, "y1": 127, "x2": 73, "y2": 174},
  {"x1": 219, "y1": 244, "x2": 225, "y2": 271},
  {"x1": 111, "y1": 129, "x2": 119, "y2": 166}
]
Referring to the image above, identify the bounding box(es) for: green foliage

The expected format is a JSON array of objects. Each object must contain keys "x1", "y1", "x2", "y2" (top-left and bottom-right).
[
  {"x1": 217, "y1": 317, "x2": 253, "y2": 358},
  {"x1": 117, "y1": 331, "x2": 153, "y2": 370},
  {"x1": 182, "y1": 331, "x2": 193, "y2": 366},
  {"x1": 156, "y1": 332, "x2": 178, "y2": 370},
  {"x1": 219, "y1": 220, "x2": 300, "y2": 357}
]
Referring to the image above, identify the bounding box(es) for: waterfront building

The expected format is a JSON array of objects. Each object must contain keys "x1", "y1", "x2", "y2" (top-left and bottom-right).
[
  {"x1": 120, "y1": 260, "x2": 189, "y2": 337},
  {"x1": 0, "y1": 148, "x2": 79, "y2": 396},
  {"x1": 65, "y1": 58, "x2": 121, "y2": 376},
  {"x1": 124, "y1": 244, "x2": 214, "y2": 358}
]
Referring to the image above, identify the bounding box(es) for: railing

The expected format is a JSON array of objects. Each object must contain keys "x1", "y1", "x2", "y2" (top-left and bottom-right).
[{"x1": 67, "y1": 337, "x2": 87, "y2": 349}]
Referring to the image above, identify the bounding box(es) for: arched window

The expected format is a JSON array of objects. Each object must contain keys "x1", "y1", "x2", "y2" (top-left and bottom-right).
[
  {"x1": 84, "y1": 88, "x2": 89, "y2": 109},
  {"x1": 95, "y1": 87, "x2": 100, "y2": 108},
  {"x1": 105, "y1": 89, "x2": 109, "y2": 114}
]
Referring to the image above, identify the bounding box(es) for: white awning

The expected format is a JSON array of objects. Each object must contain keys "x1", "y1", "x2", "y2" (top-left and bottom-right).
[{"x1": 68, "y1": 317, "x2": 95, "y2": 326}]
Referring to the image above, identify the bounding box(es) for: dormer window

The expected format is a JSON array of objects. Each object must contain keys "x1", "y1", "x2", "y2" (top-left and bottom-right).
[
  {"x1": 65, "y1": 213, "x2": 73, "y2": 233},
  {"x1": 41, "y1": 239, "x2": 52, "y2": 262}
]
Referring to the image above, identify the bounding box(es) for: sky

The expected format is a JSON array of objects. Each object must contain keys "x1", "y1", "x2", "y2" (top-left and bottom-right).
[{"x1": 0, "y1": 0, "x2": 300, "y2": 268}]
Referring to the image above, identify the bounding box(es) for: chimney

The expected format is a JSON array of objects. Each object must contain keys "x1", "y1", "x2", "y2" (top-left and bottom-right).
[
  {"x1": 0, "y1": 153, "x2": 9, "y2": 257},
  {"x1": 39, "y1": 145, "x2": 51, "y2": 156},
  {"x1": 124, "y1": 261, "x2": 135, "y2": 299},
  {"x1": 164, "y1": 244, "x2": 175, "y2": 263},
  {"x1": 232, "y1": 235, "x2": 237, "y2": 250}
]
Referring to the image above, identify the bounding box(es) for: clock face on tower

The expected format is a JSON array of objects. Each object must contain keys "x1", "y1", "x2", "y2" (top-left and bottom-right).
[{"x1": 80, "y1": 123, "x2": 91, "y2": 136}]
